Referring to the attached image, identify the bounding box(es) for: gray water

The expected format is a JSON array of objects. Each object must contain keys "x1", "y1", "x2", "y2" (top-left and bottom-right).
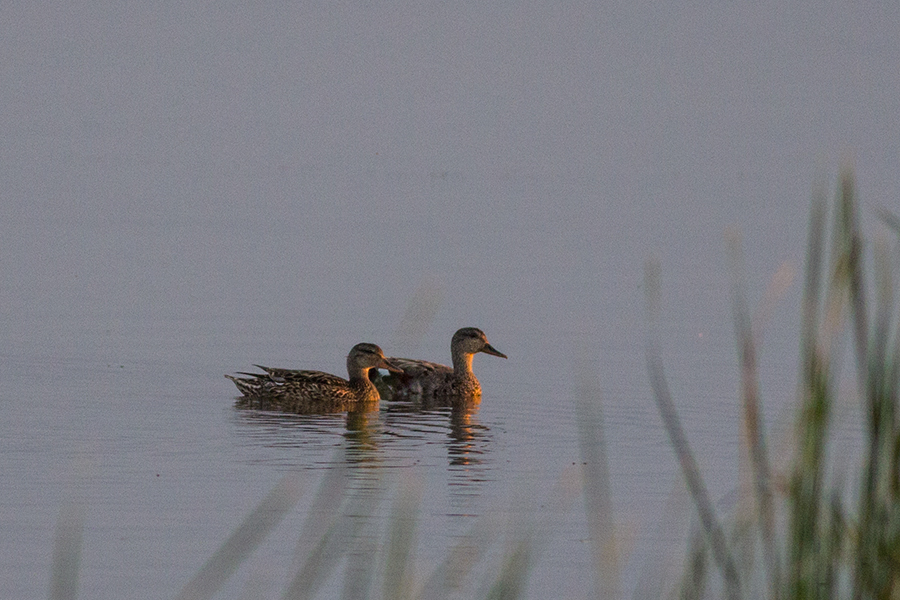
[{"x1": 2, "y1": 1, "x2": 898, "y2": 598}]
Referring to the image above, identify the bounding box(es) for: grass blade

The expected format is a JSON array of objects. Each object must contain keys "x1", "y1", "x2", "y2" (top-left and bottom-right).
[
  {"x1": 839, "y1": 168, "x2": 869, "y2": 382},
  {"x1": 726, "y1": 231, "x2": 781, "y2": 599},
  {"x1": 49, "y1": 501, "x2": 86, "y2": 600},
  {"x1": 416, "y1": 516, "x2": 498, "y2": 600},
  {"x1": 281, "y1": 465, "x2": 376, "y2": 600},
  {"x1": 483, "y1": 534, "x2": 533, "y2": 600},
  {"x1": 677, "y1": 525, "x2": 709, "y2": 600},
  {"x1": 383, "y1": 475, "x2": 423, "y2": 600},
  {"x1": 289, "y1": 461, "x2": 351, "y2": 572},
  {"x1": 575, "y1": 364, "x2": 620, "y2": 599},
  {"x1": 788, "y1": 184, "x2": 838, "y2": 600},
  {"x1": 645, "y1": 259, "x2": 742, "y2": 600},
  {"x1": 393, "y1": 279, "x2": 443, "y2": 352},
  {"x1": 175, "y1": 474, "x2": 303, "y2": 600},
  {"x1": 849, "y1": 182, "x2": 900, "y2": 598}
]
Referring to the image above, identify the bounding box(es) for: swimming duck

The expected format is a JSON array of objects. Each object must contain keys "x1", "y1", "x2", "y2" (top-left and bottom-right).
[
  {"x1": 226, "y1": 343, "x2": 401, "y2": 413},
  {"x1": 378, "y1": 327, "x2": 507, "y2": 398}
]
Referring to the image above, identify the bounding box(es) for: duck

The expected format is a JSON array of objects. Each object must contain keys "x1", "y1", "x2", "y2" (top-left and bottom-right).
[
  {"x1": 376, "y1": 327, "x2": 506, "y2": 398},
  {"x1": 226, "y1": 343, "x2": 402, "y2": 413}
]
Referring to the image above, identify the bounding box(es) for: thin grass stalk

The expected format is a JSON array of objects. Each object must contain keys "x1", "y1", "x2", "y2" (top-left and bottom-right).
[
  {"x1": 854, "y1": 223, "x2": 900, "y2": 598},
  {"x1": 872, "y1": 240, "x2": 892, "y2": 398},
  {"x1": 841, "y1": 171, "x2": 889, "y2": 600},
  {"x1": 836, "y1": 177, "x2": 885, "y2": 598},
  {"x1": 890, "y1": 216, "x2": 900, "y2": 511},
  {"x1": 872, "y1": 238, "x2": 897, "y2": 511},
  {"x1": 838, "y1": 174, "x2": 873, "y2": 438},
  {"x1": 820, "y1": 490, "x2": 845, "y2": 599},
  {"x1": 483, "y1": 534, "x2": 533, "y2": 600},
  {"x1": 677, "y1": 526, "x2": 709, "y2": 600},
  {"x1": 335, "y1": 462, "x2": 387, "y2": 600},
  {"x1": 726, "y1": 516, "x2": 757, "y2": 596},
  {"x1": 575, "y1": 365, "x2": 620, "y2": 600},
  {"x1": 382, "y1": 475, "x2": 423, "y2": 600},
  {"x1": 876, "y1": 244, "x2": 900, "y2": 597},
  {"x1": 645, "y1": 260, "x2": 743, "y2": 600},
  {"x1": 417, "y1": 516, "x2": 497, "y2": 600},
  {"x1": 799, "y1": 184, "x2": 828, "y2": 371},
  {"x1": 49, "y1": 501, "x2": 86, "y2": 600},
  {"x1": 726, "y1": 232, "x2": 781, "y2": 600},
  {"x1": 788, "y1": 186, "x2": 840, "y2": 600},
  {"x1": 839, "y1": 169, "x2": 869, "y2": 383},
  {"x1": 393, "y1": 279, "x2": 443, "y2": 351},
  {"x1": 282, "y1": 461, "x2": 350, "y2": 596},
  {"x1": 890, "y1": 217, "x2": 900, "y2": 584},
  {"x1": 339, "y1": 519, "x2": 378, "y2": 600},
  {"x1": 175, "y1": 474, "x2": 303, "y2": 600},
  {"x1": 875, "y1": 207, "x2": 900, "y2": 237},
  {"x1": 633, "y1": 482, "x2": 691, "y2": 600}
]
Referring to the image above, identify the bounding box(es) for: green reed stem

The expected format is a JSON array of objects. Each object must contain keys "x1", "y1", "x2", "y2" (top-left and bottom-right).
[
  {"x1": 787, "y1": 182, "x2": 845, "y2": 600},
  {"x1": 849, "y1": 176, "x2": 900, "y2": 599}
]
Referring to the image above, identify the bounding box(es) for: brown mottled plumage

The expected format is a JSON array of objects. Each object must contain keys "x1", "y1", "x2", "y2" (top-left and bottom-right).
[
  {"x1": 226, "y1": 343, "x2": 401, "y2": 414},
  {"x1": 377, "y1": 327, "x2": 506, "y2": 398}
]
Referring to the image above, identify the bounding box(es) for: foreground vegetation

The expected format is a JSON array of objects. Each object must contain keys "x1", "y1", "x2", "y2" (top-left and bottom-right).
[
  {"x1": 50, "y1": 169, "x2": 900, "y2": 599},
  {"x1": 647, "y1": 169, "x2": 900, "y2": 599}
]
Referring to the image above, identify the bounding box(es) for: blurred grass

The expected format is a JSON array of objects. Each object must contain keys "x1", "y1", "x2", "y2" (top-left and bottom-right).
[
  {"x1": 646, "y1": 169, "x2": 900, "y2": 599},
  {"x1": 646, "y1": 260, "x2": 744, "y2": 600},
  {"x1": 49, "y1": 501, "x2": 85, "y2": 600},
  {"x1": 161, "y1": 461, "x2": 555, "y2": 600},
  {"x1": 175, "y1": 475, "x2": 303, "y2": 600},
  {"x1": 575, "y1": 364, "x2": 620, "y2": 599}
]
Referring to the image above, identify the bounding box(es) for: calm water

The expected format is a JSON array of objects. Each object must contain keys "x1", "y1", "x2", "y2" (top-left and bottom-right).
[{"x1": 2, "y1": 2, "x2": 896, "y2": 598}]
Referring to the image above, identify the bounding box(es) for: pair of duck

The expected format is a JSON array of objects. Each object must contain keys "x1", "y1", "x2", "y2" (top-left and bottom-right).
[{"x1": 226, "y1": 327, "x2": 506, "y2": 413}]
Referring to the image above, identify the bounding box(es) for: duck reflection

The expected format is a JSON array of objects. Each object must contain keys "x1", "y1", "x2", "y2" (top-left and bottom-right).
[
  {"x1": 342, "y1": 405, "x2": 381, "y2": 459},
  {"x1": 231, "y1": 401, "x2": 384, "y2": 467},
  {"x1": 383, "y1": 394, "x2": 491, "y2": 468},
  {"x1": 231, "y1": 393, "x2": 492, "y2": 482},
  {"x1": 230, "y1": 391, "x2": 494, "y2": 513},
  {"x1": 382, "y1": 394, "x2": 492, "y2": 516}
]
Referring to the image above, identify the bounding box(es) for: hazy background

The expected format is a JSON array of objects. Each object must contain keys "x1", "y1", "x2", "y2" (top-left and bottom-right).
[{"x1": 2, "y1": 1, "x2": 898, "y2": 598}]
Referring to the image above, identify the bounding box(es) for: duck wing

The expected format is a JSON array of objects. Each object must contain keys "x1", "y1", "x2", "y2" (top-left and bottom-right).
[
  {"x1": 227, "y1": 366, "x2": 350, "y2": 398},
  {"x1": 253, "y1": 365, "x2": 349, "y2": 387},
  {"x1": 387, "y1": 357, "x2": 453, "y2": 379}
]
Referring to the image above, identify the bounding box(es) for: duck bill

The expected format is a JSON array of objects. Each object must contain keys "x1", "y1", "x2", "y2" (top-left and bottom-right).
[
  {"x1": 481, "y1": 344, "x2": 507, "y2": 359},
  {"x1": 378, "y1": 357, "x2": 405, "y2": 373}
]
